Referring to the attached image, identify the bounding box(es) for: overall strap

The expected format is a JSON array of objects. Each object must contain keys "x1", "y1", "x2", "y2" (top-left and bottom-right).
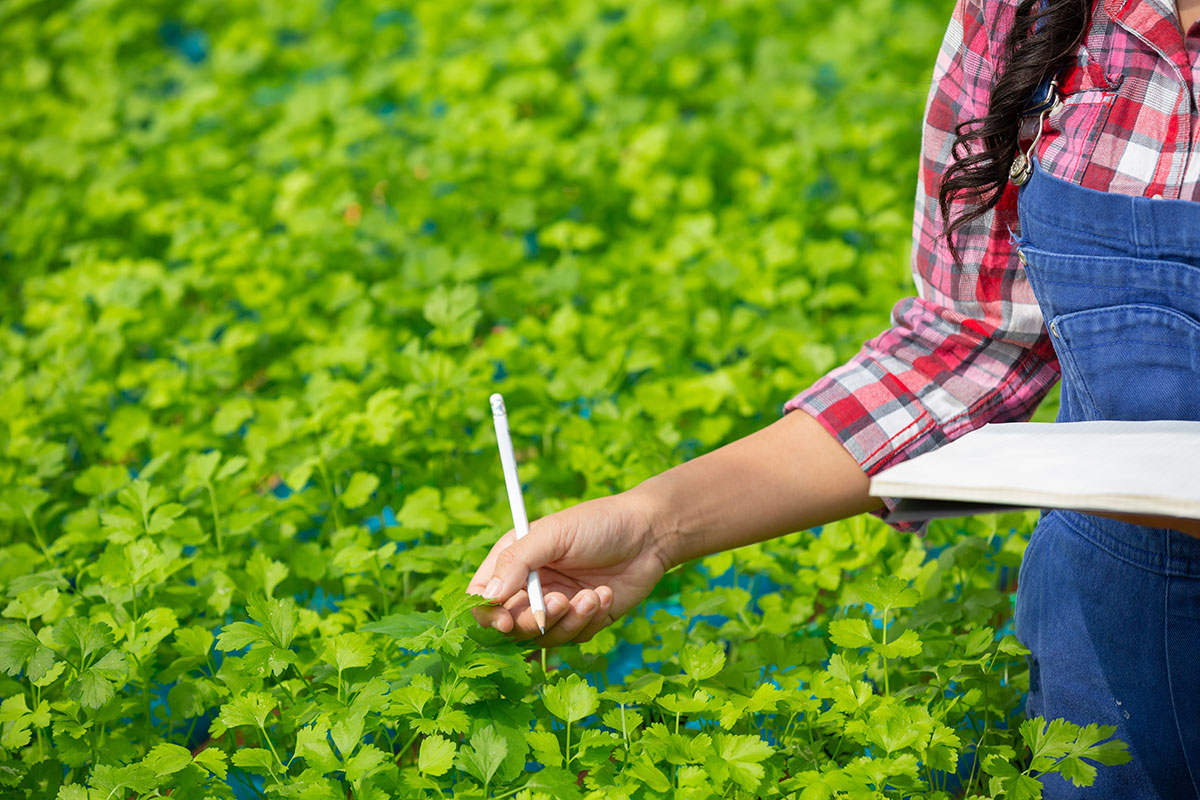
[
  {"x1": 1024, "y1": 0, "x2": 1059, "y2": 115},
  {"x1": 1011, "y1": 0, "x2": 1063, "y2": 184}
]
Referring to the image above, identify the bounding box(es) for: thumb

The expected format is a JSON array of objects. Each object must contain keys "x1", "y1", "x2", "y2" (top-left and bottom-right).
[{"x1": 483, "y1": 523, "x2": 564, "y2": 603}]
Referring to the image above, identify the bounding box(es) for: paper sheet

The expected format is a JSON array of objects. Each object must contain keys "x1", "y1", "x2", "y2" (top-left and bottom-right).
[{"x1": 868, "y1": 420, "x2": 1200, "y2": 519}]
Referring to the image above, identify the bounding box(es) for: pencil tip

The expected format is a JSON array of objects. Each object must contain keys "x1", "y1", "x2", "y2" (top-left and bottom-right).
[{"x1": 533, "y1": 609, "x2": 546, "y2": 635}]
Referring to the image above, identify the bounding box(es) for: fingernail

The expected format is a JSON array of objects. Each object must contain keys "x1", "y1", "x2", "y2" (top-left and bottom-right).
[
  {"x1": 484, "y1": 578, "x2": 502, "y2": 600},
  {"x1": 547, "y1": 595, "x2": 565, "y2": 615},
  {"x1": 577, "y1": 596, "x2": 596, "y2": 614}
]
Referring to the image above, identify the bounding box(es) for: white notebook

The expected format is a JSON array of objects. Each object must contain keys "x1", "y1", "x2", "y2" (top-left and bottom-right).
[{"x1": 869, "y1": 420, "x2": 1200, "y2": 524}]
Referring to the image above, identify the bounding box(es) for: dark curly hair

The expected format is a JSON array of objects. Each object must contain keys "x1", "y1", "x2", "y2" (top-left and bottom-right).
[{"x1": 938, "y1": 0, "x2": 1092, "y2": 267}]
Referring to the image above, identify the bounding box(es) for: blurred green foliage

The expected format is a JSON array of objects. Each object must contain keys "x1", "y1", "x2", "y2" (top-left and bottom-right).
[{"x1": 0, "y1": 0, "x2": 1103, "y2": 797}]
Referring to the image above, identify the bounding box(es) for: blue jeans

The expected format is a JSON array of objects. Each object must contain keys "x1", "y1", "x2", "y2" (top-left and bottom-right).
[{"x1": 1012, "y1": 156, "x2": 1200, "y2": 798}]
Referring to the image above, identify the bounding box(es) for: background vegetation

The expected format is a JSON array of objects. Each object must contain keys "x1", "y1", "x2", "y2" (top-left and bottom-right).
[{"x1": 0, "y1": 0, "x2": 1111, "y2": 797}]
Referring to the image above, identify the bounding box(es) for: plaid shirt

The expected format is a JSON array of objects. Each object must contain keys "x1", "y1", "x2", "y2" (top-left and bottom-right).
[{"x1": 785, "y1": 0, "x2": 1200, "y2": 528}]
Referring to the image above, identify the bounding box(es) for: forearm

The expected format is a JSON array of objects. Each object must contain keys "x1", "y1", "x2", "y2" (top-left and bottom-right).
[{"x1": 627, "y1": 408, "x2": 884, "y2": 569}]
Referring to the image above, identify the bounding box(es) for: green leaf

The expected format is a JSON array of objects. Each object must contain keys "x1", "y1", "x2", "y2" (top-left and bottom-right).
[
  {"x1": 342, "y1": 471, "x2": 379, "y2": 509},
  {"x1": 712, "y1": 733, "x2": 773, "y2": 791},
  {"x1": 602, "y1": 707, "x2": 643, "y2": 735},
  {"x1": 72, "y1": 650, "x2": 128, "y2": 708},
  {"x1": 521, "y1": 765, "x2": 584, "y2": 799},
  {"x1": 1056, "y1": 754, "x2": 1098, "y2": 787},
  {"x1": 143, "y1": 743, "x2": 193, "y2": 777},
  {"x1": 3, "y1": 587, "x2": 59, "y2": 621},
  {"x1": 0, "y1": 695, "x2": 50, "y2": 750},
  {"x1": 984, "y1": 753, "x2": 1021, "y2": 778},
  {"x1": 876, "y1": 629, "x2": 923, "y2": 659},
  {"x1": 361, "y1": 610, "x2": 466, "y2": 654},
  {"x1": 53, "y1": 618, "x2": 110, "y2": 662},
  {"x1": 658, "y1": 689, "x2": 713, "y2": 715},
  {"x1": 213, "y1": 398, "x2": 254, "y2": 436},
  {"x1": 231, "y1": 747, "x2": 278, "y2": 775},
  {"x1": 219, "y1": 692, "x2": 276, "y2": 729},
  {"x1": 396, "y1": 487, "x2": 448, "y2": 535},
  {"x1": 960, "y1": 626, "x2": 994, "y2": 657},
  {"x1": 192, "y1": 748, "x2": 228, "y2": 779},
  {"x1": 345, "y1": 744, "x2": 389, "y2": 783},
  {"x1": 456, "y1": 725, "x2": 508, "y2": 787},
  {"x1": 0, "y1": 622, "x2": 54, "y2": 681},
  {"x1": 859, "y1": 575, "x2": 921, "y2": 612},
  {"x1": 293, "y1": 721, "x2": 338, "y2": 773},
  {"x1": 680, "y1": 642, "x2": 725, "y2": 682},
  {"x1": 998, "y1": 634, "x2": 1032, "y2": 657},
  {"x1": 542, "y1": 674, "x2": 598, "y2": 724},
  {"x1": 87, "y1": 764, "x2": 157, "y2": 798},
  {"x1": 436, "y1": 575, "x2": 486, "y2": 623},
  {"x1": 323, "y1": 632, "x2": 374, "y2": 672},
  {"x1": 216, "y1": 455, "x2": 248, "y2": 481},
  {"x1": 526, "y1": 729, "x2": 561, "y2": 768},
  {"x1": 285, "y1": 457, "x2": 319, "y2": 492},
  {"x1": 423, "y1": 285, "x2": 481, "y2": 346},
  {"x1": 117, "y1": 479, "x2": 164, "y2": 523},
  {"x1": 331, "y1": 712, "x2": 364, "y2": 759},
  {"x1": 991, "y1": 772, "x2": 1044, "y2": 800},
  {"x1": 245, "y1": 594, "x2": 298, "y2": 649},
  {"x1": 418, "y1": 734, "x2": 456, "y2": 777},
  {"x1": 828, "y1": 618, "x2": 875, "y2": 649},
  {"x1": 215, "y1": 621, "x2": 269, "y2": 651},
  {"x1": 1, "y1": 487, "x2": 50, "y2": 521},
  {"x1": 245, "y1": 553, "x2": 288, "y2": 598},
  {"x1": 73, "y1": 464, "x2": 129, "y2": 496}
]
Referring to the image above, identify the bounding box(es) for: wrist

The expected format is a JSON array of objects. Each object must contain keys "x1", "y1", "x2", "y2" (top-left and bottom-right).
[{"x1": 622, "y1": 477, "x2": 684, "y2": 572}]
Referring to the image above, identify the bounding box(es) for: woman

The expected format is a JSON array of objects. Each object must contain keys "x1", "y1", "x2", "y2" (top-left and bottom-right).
[{"x1": 469, "y1": 0, "x2": 1200, "y2": 795}]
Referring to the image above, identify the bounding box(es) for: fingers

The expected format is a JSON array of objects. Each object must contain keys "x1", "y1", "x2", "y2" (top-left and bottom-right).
[
  {"x1": 471, "y1": 602, "x2": 512, "y2": 632},
  {"x1": 508, "y1": 592, "x2": 570, "y2": 640},
  {"x1": 467, "y1": 531, "x2": 516, "y2": 596},
  {"x1": 473, "y1": 585, "x2": 617, "y2": 647},
  {"x1": 475, "y1": 522, "x2": 566, "y2": 606},
  {"x1": 535, "y1": 588, "x2": 607, "y2": 648},
  {"x1": 472, "y1": 590, "x2": 571, "y2": 639},
  {"x1": 468, "y1": 532, "x2": 519, "y2": 631},
  {"x1": 571, "y1": 585, "x2": 615, "y2": 644}
]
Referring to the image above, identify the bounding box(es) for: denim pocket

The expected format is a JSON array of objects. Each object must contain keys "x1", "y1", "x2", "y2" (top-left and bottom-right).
[{"x1": 1050, "y1": 303, "x2": 1200, "y2": 421}]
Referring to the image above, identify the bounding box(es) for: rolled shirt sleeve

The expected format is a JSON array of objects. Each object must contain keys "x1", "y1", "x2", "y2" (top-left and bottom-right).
[{"x1": 783, "y1": 0, "x2": 1061, "y2": 527}]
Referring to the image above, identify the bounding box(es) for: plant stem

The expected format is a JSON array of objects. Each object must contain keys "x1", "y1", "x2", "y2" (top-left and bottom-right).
[
  {"x1": 184, "y1": 715, "x2": 200, "y2": 748},
  {"x1": 881, "y1": 606, "x2": 890, "y2": 696},
  {"x1": 397, "y1": 730, "x2": 421, "y2": 761},
  {"x1": 142, "y1": 660, "x2": 153, "y2": 746},
  {"x1": 207, "y1": 482, "x2": 224, "y2": 554},
  {"x1": 258, "y1": 723, "x2": 285, "y2": 779},
  {"x1": 318, "y1": 461, "x2": 344, "y2": 530},
  {"x1": 370, "y1": 555, "x2": 390, "y2": 615},
  {"x1": 23, "y1": 511, "x2": 51, "y2": 564}
]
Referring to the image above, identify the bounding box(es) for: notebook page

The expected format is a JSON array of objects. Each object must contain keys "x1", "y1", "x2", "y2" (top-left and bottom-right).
[{"x1": 868, "y1": 420, "x2": 1200, "y2": 519}]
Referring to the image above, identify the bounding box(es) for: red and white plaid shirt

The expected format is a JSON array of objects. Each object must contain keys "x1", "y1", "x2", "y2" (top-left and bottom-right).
[{"x1": 785, "y1": 0, "x2": 1200, "y2": 528}]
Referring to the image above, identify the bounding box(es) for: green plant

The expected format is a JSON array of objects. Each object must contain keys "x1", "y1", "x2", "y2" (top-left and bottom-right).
[{"x1": 0, "y1": 0, "x2": 1125, "y2": 796}]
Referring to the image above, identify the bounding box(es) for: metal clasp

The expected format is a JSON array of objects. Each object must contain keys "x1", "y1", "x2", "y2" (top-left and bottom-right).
[{"x1": 1010, "y1": 80, "x2": 1061, "y2": 186}]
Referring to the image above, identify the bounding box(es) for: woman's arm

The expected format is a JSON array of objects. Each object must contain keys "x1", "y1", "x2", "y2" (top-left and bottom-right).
[
  {"x1": 627, "y1": 409, "x2": 884, "y2": 569},
  {"x1": 468, "y1": 407, "x2": 885, "y2": 645},
  {"x1": 627, "y1": 408, "x2": 1200, "y2": 571}
]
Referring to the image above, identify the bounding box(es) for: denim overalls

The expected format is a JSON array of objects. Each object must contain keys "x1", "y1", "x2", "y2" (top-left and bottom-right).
[{"x1": 1011, "y1": 153, "x2": 1200, "y2": 797}]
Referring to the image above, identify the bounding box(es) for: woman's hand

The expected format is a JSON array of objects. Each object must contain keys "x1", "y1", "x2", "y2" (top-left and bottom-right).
[{"x1": 467, "y1": 491, "x2": 674, "y2": 647}]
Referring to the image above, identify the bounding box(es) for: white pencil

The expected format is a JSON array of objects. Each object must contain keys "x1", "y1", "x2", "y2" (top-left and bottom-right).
[{"x1": 489, "y1": 393, "x2": 547, "y2": 634}]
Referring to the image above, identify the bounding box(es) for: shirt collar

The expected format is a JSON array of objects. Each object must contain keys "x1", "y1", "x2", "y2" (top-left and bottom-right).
[{"x1": 1104, "y1": 0, "x2": 1192, "y2": 90}]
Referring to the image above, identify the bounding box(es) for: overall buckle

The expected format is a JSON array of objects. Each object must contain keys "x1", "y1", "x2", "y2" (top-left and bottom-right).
[{"x1": 1010, "y1": 79, "x2": 1061, "y2": 186}]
